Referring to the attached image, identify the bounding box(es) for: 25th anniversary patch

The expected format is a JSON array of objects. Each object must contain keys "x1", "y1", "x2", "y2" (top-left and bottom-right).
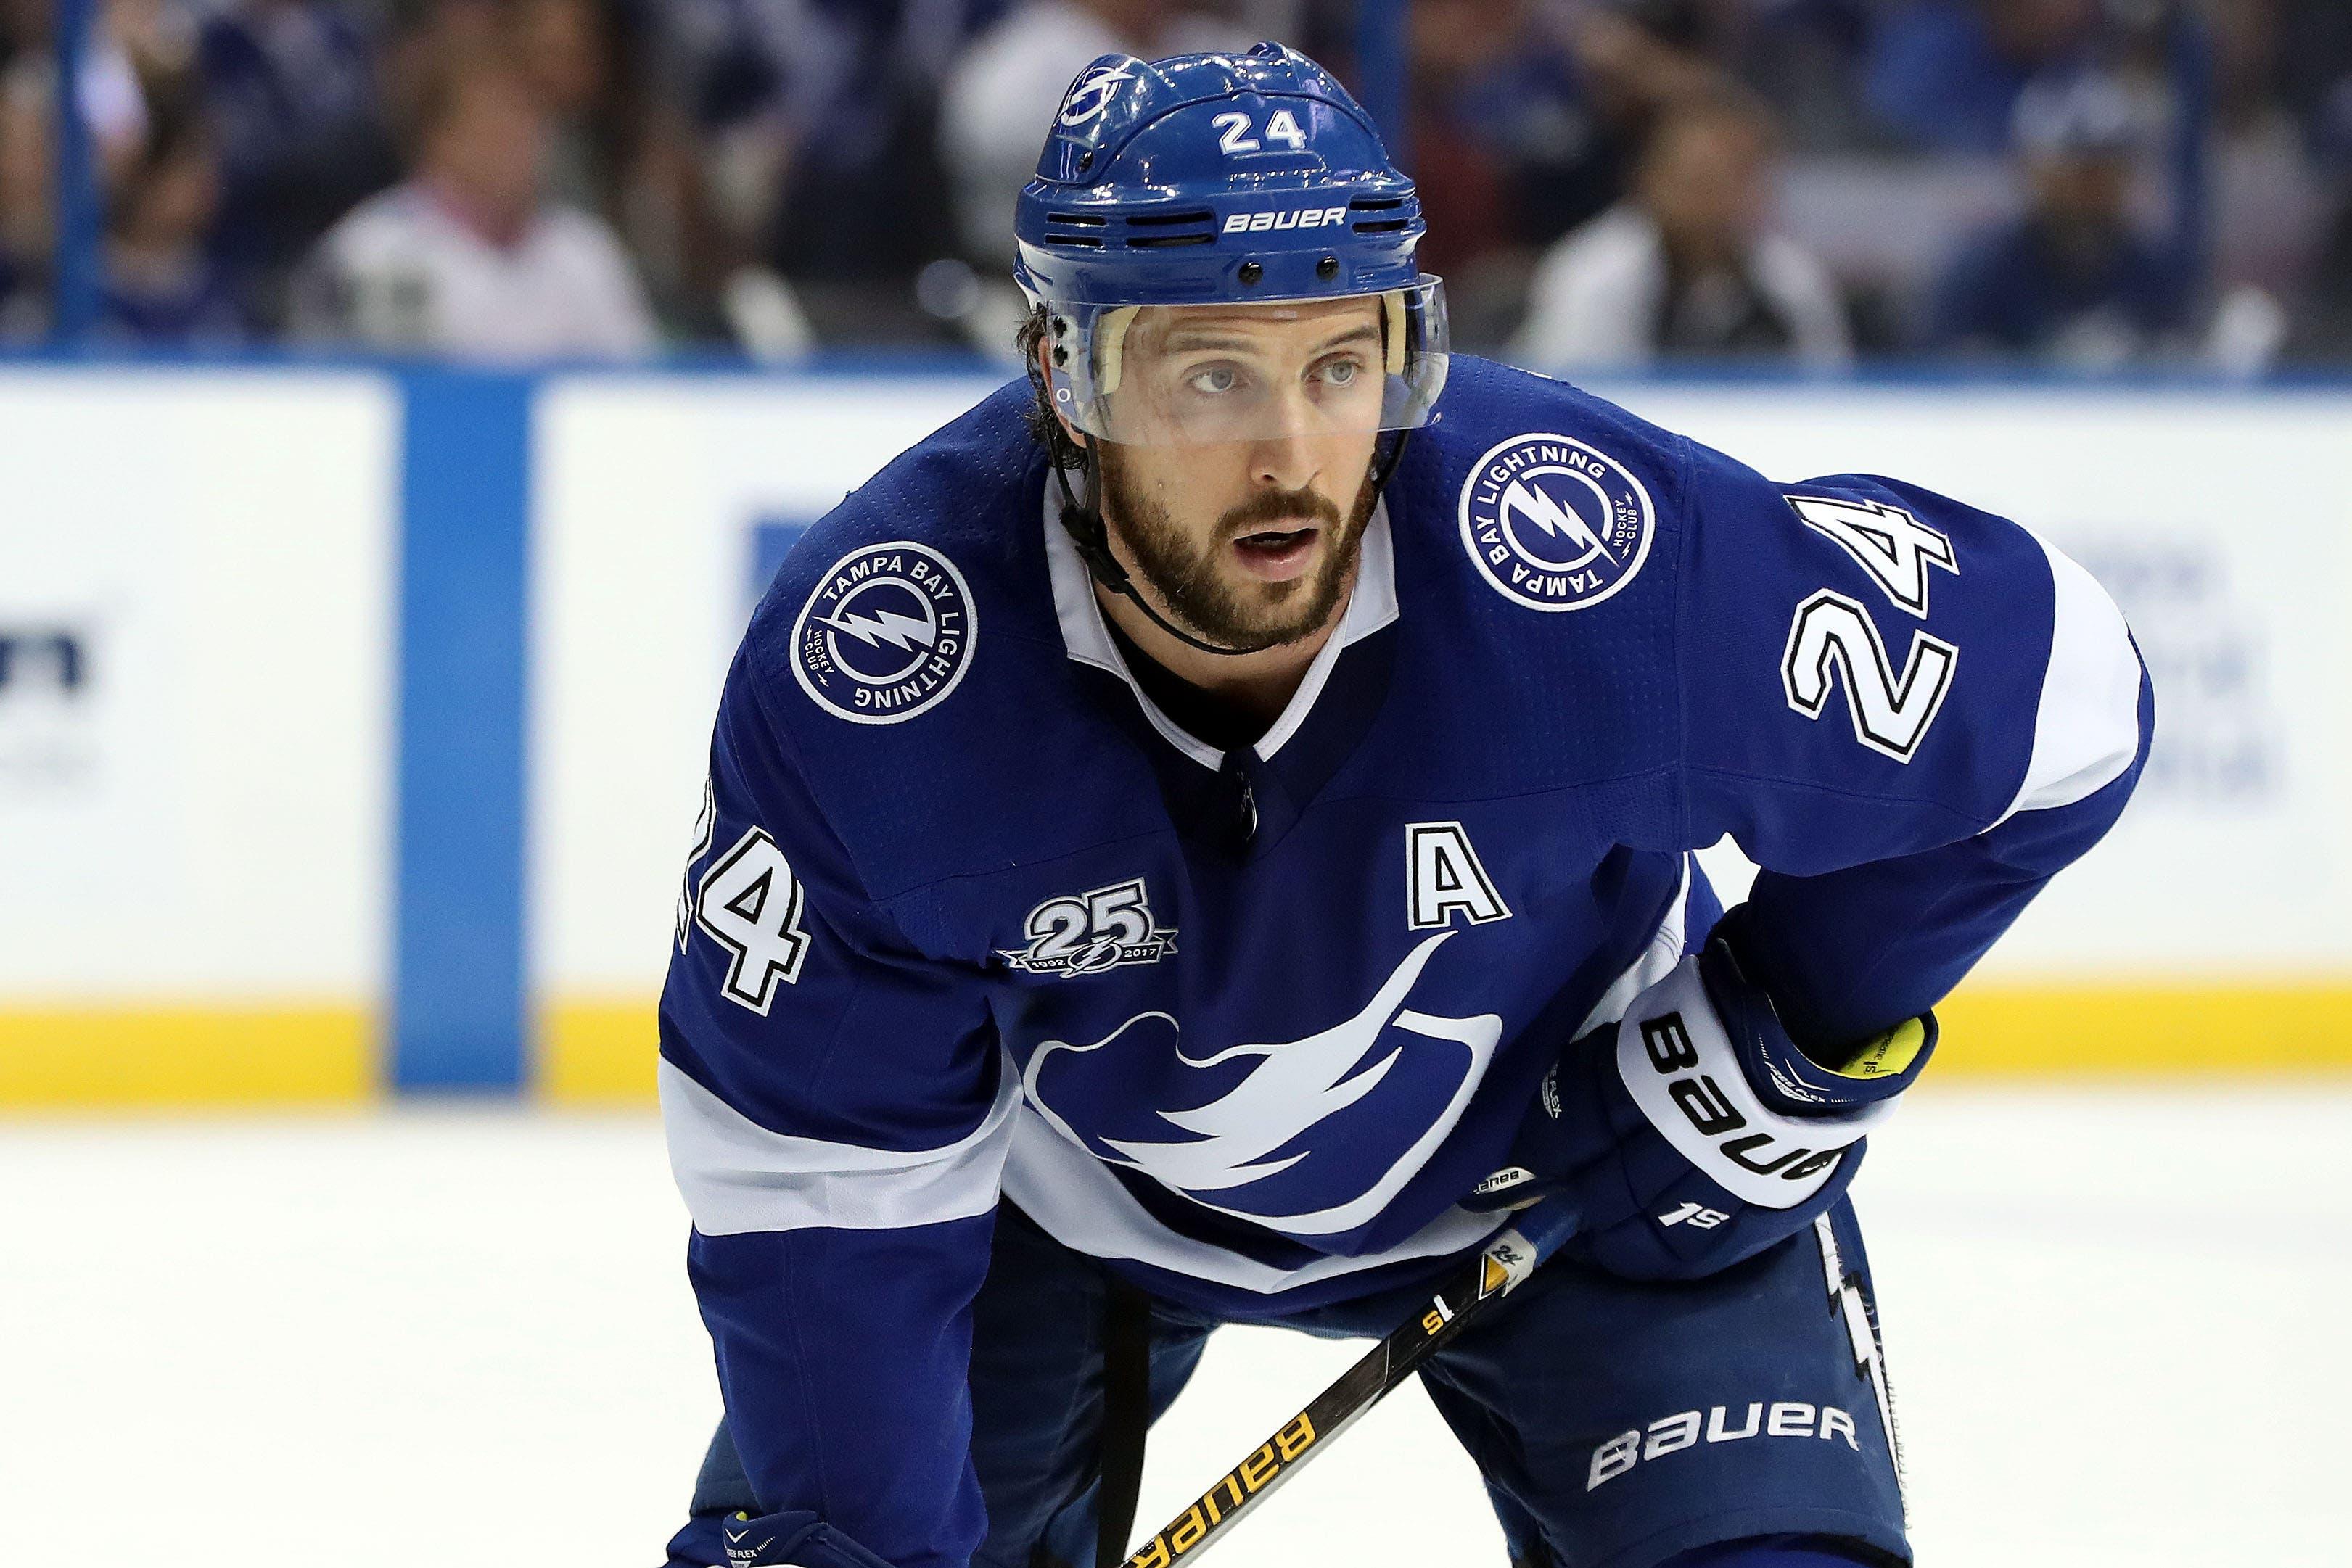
[
  {"x1": 1457, "y1": 432, "x2": 1656, "y2": 611},
  {"x1": 792, "y1": 541, "x2": 976, "y2": 724}
]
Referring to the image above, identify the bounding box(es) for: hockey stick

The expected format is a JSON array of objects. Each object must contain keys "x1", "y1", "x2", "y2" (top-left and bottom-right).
[{"x1": 1119, "y1": 1200, "x2": 1582, "y2": 1568}]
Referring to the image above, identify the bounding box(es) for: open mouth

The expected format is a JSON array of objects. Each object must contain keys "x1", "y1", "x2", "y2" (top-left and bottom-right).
[{"x1": 1231, "y1": 524, "x2": 1320, "y2": 578}]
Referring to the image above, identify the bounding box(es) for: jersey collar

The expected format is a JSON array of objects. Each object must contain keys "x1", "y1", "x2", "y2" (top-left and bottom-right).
[{"x1": 1043, "y1": 479, "x2": 1401, "y2": 771}]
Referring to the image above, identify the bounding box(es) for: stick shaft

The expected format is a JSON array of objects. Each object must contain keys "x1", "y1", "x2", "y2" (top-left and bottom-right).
[{"x1": 1120, "y1": 1213, "x2": 1568, "y2": 1568}]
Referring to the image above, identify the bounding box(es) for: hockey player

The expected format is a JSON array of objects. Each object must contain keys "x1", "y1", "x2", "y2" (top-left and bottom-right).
[{"x1": 657, "y1": 43, "x2": 2150, "y2": 1568}]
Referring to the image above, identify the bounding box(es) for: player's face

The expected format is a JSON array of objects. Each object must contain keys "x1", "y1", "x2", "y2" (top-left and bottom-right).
[{"x1": 1092, "y1": 299, "x2": 1385, "y2": 649}]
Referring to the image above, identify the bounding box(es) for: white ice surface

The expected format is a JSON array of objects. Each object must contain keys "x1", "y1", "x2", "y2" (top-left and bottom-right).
[{"x1": 1, "y1": 1085, "x2": 2345, "y2": 1567}]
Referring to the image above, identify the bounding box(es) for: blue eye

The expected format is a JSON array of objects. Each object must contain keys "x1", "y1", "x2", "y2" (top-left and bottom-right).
[
  {"x1": 1321, "y1": 359, "x2": 1359, "y2": 387},
  {"x1": 1188, "y1": 365, "x2": 1239, "y2": 395}
]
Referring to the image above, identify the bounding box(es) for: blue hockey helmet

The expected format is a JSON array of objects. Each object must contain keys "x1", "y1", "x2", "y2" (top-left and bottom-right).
[{"x1": 1013, "y1": 41, "x2": 1448, "y2": 448}]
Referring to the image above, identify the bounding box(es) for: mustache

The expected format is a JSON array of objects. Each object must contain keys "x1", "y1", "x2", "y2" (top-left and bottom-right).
[{"x1": 1219, "y1": 486, "x2": 1343, "y2": 539}]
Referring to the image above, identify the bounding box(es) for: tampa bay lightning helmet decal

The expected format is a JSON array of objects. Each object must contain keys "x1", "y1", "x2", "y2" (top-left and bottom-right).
[
  {"x1": 1457, "y1": 433, "x2": 1657, "y2": 612},
  {"x1": 791, "y1": 542, "x2": 976, "y2": 725},
  {"x1": 1056, "y1": 59, "x2": 1134, "y2": 128}
]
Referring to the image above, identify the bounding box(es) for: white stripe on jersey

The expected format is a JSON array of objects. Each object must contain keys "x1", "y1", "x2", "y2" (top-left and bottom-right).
[
  {"x1": 2000, "y1": 530, "x2": 2145, "y2": 822},
  {"x1": 662, "y1": 1055, "x2": 1019, "y2": 1236},
  {"x1": 1001, "y1": 1101, "x2": 1503, "y2": 1294}
]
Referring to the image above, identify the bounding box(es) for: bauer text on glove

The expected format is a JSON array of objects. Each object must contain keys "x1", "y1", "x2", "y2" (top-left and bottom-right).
[{"x1": 1465, "y1": 935, "x2": 1935, "y2": 1280}]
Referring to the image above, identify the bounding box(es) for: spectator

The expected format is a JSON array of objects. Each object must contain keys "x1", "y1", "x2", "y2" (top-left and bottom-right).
[
  {"x1": 297, "y1": 50, "x2": 658, "y2": 358},
  {"x1": 934, "y1": 0, "x2": 1245, "y2": 355},
  {"x1": 102, "y1": 97, "x2": 244, "y2": 343},
  {"x1": 0, "y1": 0, "x2": 157, "y2": 326},
  {"x1": 1510, "y1": 86, "x2": 1851, "y2": 373},
  {"x1": 939, "y1": 0, "x2": 1247, "y2": 269},
  {"x1": 1864, "y1": 0, "x2": 2102, "y2": 154},
  {"x1": 2204, "y1": 0, "x2": 2328, "y2": 302},
  {"x1": 2287, "y1": 190, "x2": 2352, "y2": 359},
  {"x1": 198, "y1": 0, "x2": 400, "y2": 327},
  {"x1": 2286, "y1": 84, "x2": 2352, "y2": 361},
  {"x1": 1739, "y1": 0, "x2": 1883, "y2": 152},
  {"x1": 2272, "y1": 0, "x2": 2352, "y2": 152},
  {"x1": 645, "y1": 0, "x2": 995, "y2": 344},
  {"x1": 1436, "y1": 0, "x2": 1730, "y2": 257},
  {"x1": 1402, "y1": 0, "x2": 1728, "y2": 347},
  {"x1": 2291, "y1": 179, "x2": 2352, "y2": 360},
  {"x1": 1407, "y1": 0, "x2": 1570, "y2": 277},
  {"x1": 1927, "y1": 73, "x2": 2195, "y2": 363},
  {"x1": 507, "y1": 0, "x2": 739, "y2": 338}
]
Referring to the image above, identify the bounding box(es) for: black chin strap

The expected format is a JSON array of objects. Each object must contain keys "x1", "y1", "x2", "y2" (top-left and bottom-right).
[
  {"x1": 1054, "y1": 450, "x2": 1262, "y2": 657},
  {"x1": 1052, "y1": 431, "x2": 1413, "y2": 660}
]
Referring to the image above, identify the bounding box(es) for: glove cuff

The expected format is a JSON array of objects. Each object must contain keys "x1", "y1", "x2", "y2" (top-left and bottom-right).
[
  {"x1": 717, "y1": 1511, "x2": 899, "y2": 1568},
  {"x1": 1698, "y1": 938, "x2": 1936, "y2": 1115}
]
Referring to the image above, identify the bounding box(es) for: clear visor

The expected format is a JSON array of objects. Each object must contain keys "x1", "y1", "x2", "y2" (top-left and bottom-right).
[{"x1": 1042, "y1": 280, "x2": 1448, "y2": 448}]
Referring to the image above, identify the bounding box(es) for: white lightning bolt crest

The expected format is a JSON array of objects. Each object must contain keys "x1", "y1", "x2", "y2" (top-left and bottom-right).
[
  {"x1": 1022, "y1": 931, "x2": 1503, "y2": 1237},
  {"x1": 1501, "y1": 477, "x2": 1610, "y2": 567},
  {"x1": 821, "y1": 606, "x2": 936, "y2": 652}
]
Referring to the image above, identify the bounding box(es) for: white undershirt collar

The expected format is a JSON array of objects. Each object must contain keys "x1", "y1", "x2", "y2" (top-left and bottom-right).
[{"x1": 1042, "y1": 479, "x2": 1401, "y2": 770}]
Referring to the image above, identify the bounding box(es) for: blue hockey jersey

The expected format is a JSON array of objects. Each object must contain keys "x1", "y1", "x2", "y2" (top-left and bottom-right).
[{"x1": 659, "y1": 357, "x2": 2150, "y2": 1567}]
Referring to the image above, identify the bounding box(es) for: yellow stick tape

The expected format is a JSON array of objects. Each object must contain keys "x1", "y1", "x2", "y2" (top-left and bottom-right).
[
  {"x1": 0, "y1": 1004, "x2": 376, "y2": 1107},
  {"x1": 540, "y1": 982, "x2": 2352, "y2": 1106}
]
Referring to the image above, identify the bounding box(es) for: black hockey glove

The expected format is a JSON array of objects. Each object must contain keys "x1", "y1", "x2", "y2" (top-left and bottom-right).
[
  {"x1": 1467, "y1": 936, "x2": 1934, "y2": 1281},
  {"x1": 711, "y1": 1510, "x2": 898, "y2": 1568}
]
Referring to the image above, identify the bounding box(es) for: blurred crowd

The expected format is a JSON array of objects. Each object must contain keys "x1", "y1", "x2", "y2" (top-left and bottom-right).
[{"x1": 4, "y1": 0, "x2": 2352, "y2": 371}]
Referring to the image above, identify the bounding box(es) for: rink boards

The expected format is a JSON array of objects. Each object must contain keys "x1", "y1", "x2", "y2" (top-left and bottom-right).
[{"x1": 1, "y1": 362, "x2": 2345, "y2": 1103}]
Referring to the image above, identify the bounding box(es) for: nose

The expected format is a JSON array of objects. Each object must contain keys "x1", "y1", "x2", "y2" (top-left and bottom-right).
[
  {"x1": 1250, "y1": 433, "x2": 1320, "y2": 493},
  {"x1": 1248, "y1": 382, "x2": 1324, "y2": 492}
]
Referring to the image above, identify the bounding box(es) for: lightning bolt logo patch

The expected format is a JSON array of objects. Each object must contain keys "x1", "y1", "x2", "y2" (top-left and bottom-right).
[
  {"x1": 791, "y1": 540, "x2": 977, "y2": 725},
  {"x1": 1457, "y1": 433, "x2": 1656, "y2": 613},
  {"x1": 820, "y1": 606, "x2": 937, "y2": 653}
]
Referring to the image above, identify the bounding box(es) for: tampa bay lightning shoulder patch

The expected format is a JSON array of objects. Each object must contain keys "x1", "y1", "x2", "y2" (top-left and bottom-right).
[
  {"x1": 1457, "y1": 432, "x2": 1656, "y2": 612},
  {"x1": 791, "y1": 540, "x2": 976, "y2": 724}
]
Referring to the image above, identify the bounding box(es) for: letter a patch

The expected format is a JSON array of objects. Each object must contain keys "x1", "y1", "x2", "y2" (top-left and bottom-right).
[{"x1": 1407, "y1": 822, "x2": 1511, "y2": 931}]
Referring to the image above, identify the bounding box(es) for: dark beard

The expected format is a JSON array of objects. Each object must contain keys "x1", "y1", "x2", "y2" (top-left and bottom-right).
[{"x1": 1096, "y1": 445, "x2": 1378, "y2": 651}]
